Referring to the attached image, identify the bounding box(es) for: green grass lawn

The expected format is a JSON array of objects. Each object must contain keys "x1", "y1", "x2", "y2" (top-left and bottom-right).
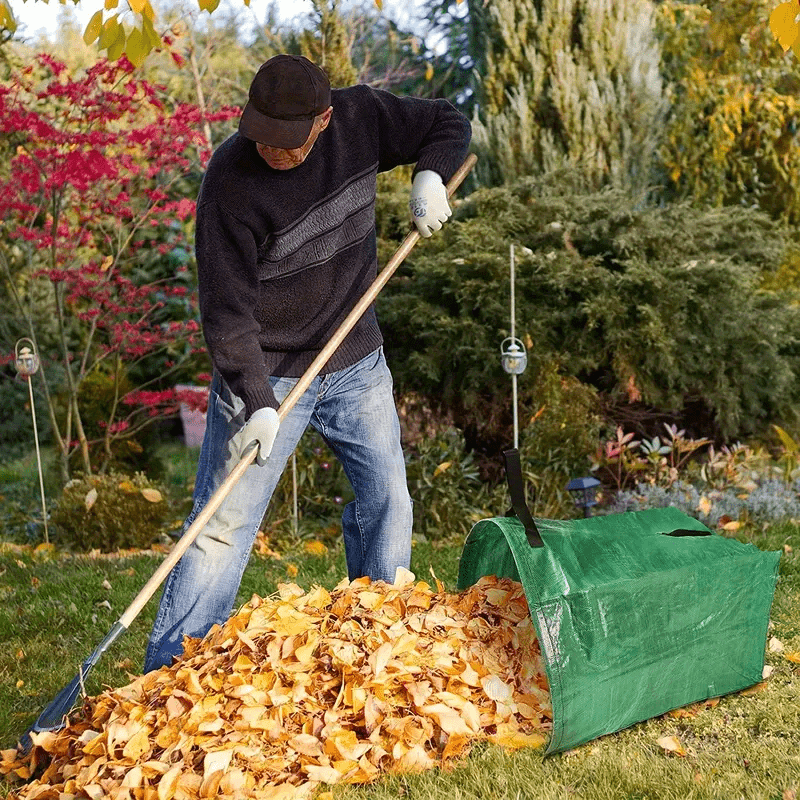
[{"x1": 0, "y1": 511, "x2": 798, "y2": 799}]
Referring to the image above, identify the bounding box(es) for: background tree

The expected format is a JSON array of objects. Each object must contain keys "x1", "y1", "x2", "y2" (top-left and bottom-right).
[
  {"x1": 462, "y1": 0, "x2": 666, "y2": 193},
  {"x1": 656, "y1": 0, "x2": 800, "y2": 223},
  {"x1": 379, "y1": 175, "x2": 800, "y2": 459},
  {"x1": 0, "y1": 0, "x2": 387, "y2": 65}
]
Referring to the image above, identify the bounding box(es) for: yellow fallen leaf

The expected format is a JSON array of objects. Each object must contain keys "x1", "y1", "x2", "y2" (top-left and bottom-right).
[
  {"x1": 394, "y1": 743, "x2": 435, "y2": 772},
  {"x1": 357, "y1": 590, "x2": 384, "y2": 610},
  {"x1": 157, "y1": 764, "x2": 182, "y2": 800},
  {"x1": 203, "y1": 748, "x2": 233, "y2": 780},
  {"x1": 392, "y1": 566, "x2": 415, "y2": 587},
  {"x1": 304, "y1": 540, "x2": 328, "y2": 556},
  {"x1": 286, "y1": 563, "x2": 299, "y2": 578},
  {"x1": 141, "y1": 488, "x2": 163, "y2": 503},
  {"x1": 289, "y1": 733, "x2": 323, "y2": 758},
  {"x1": 369, "y1": 641, "x2": 393, "y2": 676},
  {"x1": 784, "y1": 652, "x2": 800, "y2": 664},
  {"x1": 304, "y1": 764, "x2": 343, "y2": 783},
  {"x1": 85, "y1": 487, "x2": 98, "y2": 511},
  {"x1": 122, "y1": 727, "x2": 151, "y2": 761},
  {"x1": 741, "y1": 681, "x2": 769, "y2": 696},
  {"x1": 441, "y1": 733, "x2": 472, "y2": 761},
  {"x1": 482, "y1": 675, "x2": 513, "y2": 702},
  {"x1": 121, "y1": 765, "x2": 143, "y2": 788},
  {"x1": 721, "y1": 520, "x2": 742, "y2": 532},
  {"x1": 420, "y1": 703, "x2": 473, "y2": 736},
  {"x1": 488, "y1": 730, "x2": 546, "y2": 750},
  {"x1": 697, "y1": 496, "x2": 712, "y2": 516},
  {"x1": 656, "y1": 735, "x2": 687, "y2": 756}
]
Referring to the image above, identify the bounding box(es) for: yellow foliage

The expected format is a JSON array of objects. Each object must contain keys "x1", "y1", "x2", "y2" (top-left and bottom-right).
[
  {"x1": 658, "y1": 0, "x2": 800, "y2": 222},
  {"x1": 770, "y1": 1, "x2": 800, "y2": 53}
]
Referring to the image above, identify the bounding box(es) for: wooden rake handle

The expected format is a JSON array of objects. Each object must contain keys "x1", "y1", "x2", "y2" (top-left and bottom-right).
[{"x1": 119, "y1": 152, "x2": 477, "y2": 628}]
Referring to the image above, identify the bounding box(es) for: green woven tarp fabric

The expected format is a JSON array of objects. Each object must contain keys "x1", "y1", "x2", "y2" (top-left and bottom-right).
[{"x1": 457, "y1": 507, "x2": 781, "y2": 754}]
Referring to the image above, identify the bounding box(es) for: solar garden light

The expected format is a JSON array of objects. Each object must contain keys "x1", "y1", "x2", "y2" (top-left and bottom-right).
[
  {"x1": 501, "y1": 244, "x2": 527, "y2": 449},
  {"x1": 14, "y1": 338, "x2": 49, "y2": 543},
  {"x1": 566, "y1": 476, "x2": 601, "y2": 518}
]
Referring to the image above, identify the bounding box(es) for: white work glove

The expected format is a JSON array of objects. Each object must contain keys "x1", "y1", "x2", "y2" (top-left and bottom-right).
[
  {"x1": 234, "y1": 407, "x2": 279, "y2": 466},
  {"x1": 409, "y1": 170, "x2": 451, "y2": 238}
]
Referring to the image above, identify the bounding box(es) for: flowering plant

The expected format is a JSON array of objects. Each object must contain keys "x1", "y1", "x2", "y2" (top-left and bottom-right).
[{"x1": 0, "y1": 55, "x2": 236, "y2": 478}]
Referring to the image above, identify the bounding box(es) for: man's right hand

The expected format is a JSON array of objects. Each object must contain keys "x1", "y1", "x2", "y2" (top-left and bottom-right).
[{"x1": 235, "y1": 407, "x2": 280, "y2": 465}]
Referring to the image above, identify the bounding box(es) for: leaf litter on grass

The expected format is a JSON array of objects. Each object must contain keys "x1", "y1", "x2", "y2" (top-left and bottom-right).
[{"x1": 1, "y1": 571, "x2": 551, "y2": 799}]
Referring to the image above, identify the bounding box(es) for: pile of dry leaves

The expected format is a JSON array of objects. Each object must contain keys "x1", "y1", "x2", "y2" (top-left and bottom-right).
[{"x1": 2, "y1": 570, "x2": 550, "y2": 799}]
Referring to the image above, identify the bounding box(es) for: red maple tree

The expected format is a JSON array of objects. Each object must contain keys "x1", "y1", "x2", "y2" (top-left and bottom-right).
[{"x1": 0, "y1": 54, "x2": 237, "y2": 479}]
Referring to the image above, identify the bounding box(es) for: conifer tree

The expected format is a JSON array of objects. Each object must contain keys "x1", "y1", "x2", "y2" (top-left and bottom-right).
[
  {"x1": 466, "y1": 0, "x2": 665, "y2": 194},
  {"x1": 299, "y1": 0, "x2": 358, "y2": 88}
]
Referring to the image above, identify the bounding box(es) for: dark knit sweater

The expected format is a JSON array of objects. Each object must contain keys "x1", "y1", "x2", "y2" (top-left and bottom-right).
[{"x1": 195, "y1": 84, "x2": 471, "y2": 417}]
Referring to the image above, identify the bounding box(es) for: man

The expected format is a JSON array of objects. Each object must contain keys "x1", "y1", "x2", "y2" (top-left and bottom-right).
[{"x1": 144, "y1": 54, "x2": 471, "y2": 672}]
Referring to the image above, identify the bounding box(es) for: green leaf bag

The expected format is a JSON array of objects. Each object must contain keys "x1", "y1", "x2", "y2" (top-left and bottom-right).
[{"x1": 457, "y1": 506, "x2": 780, "y2": 754}]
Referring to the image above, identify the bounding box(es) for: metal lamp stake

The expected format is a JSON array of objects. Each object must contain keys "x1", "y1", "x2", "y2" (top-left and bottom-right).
[
  {"x1": 291, "y1": 452, "x2": 299, "y2": 537},
  {"x1": 501, "y1": 245, "x2": 527, "y2": 448},
  {"x1": 14, "y1": 339, "x2": 49, "y2": 544}
]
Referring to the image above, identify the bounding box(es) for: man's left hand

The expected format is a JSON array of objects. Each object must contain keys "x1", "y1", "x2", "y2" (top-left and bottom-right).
[{"x1": 409, "y1": 170, "x2": 451, "y2": 238}]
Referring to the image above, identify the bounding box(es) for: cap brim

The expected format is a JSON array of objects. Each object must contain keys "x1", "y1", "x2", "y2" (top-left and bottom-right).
[{"x1": 239, "y1": 102, "x2": 314, "y2": 149}]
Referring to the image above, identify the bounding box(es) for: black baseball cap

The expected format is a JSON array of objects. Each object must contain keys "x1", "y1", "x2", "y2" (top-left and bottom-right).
[{"x1": 239, "y1": 55, "x2": 331, "y2": 149}]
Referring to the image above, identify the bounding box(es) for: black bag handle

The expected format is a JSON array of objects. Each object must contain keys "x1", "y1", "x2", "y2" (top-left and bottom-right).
[
  {"x1": 662, "y1": 528, "x2": 712, "y2": 537},
  {"x1": 503, "y1": 448, "x2": 544, "y2": 548}
]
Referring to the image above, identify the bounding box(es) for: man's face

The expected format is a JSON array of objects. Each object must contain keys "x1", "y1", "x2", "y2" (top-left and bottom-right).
[{"x1": 256, "y1": 108, "x2": 332, "y2": 170}]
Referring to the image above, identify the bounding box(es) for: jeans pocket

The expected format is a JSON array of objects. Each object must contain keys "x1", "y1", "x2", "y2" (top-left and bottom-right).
[{"x1": 211, "y1": 375, "x2": 244, "y2": 423}]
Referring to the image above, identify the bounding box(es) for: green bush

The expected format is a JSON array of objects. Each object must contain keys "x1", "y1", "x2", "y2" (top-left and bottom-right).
[
  {"x1": 51, "y1": 471, "x2": 168, "y2": 552},
  {"x1": 379, "y1": 177, "x2": 800, "y2": 447},
  {"x1": 0, "y1": 366, "x2": 44, "y2": 460},
  {"x1": 513, "y1": 364, "x2": 603, "y2": 519},
  {"x1": 405, "y1": 427, "x2": 493, "y2": 541},
  {"x1": 62, "y1": 370, "x2": 165, "y2": 477}
]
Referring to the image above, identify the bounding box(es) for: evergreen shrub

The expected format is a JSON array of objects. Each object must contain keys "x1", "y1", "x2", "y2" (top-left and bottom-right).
[
  {"x1": 51, "y1": 471, "x2": 168, "y2": 552},
  {"x1": 404, "y1": 427, "x2": 492, "y2": 541},
  {"x1": 512, "y1": 364, "x2": 603, "y2": 518},
  {"x1": 379, "y1": 177, "x2": 800, "y2": 453}
]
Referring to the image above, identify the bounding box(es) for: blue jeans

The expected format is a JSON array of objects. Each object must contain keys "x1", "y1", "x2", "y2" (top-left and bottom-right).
[{"x1": 144, "y1": 347, "x2": 412, "y2": 672}]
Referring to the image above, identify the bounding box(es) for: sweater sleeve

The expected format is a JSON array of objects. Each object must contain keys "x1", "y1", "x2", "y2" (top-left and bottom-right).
[
  {"x1": 367, "y1": 87, "x2": 472, "y2": 183},
  {"x1": 195, "y1": 200, "x2": 279, "y2": 416}
]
